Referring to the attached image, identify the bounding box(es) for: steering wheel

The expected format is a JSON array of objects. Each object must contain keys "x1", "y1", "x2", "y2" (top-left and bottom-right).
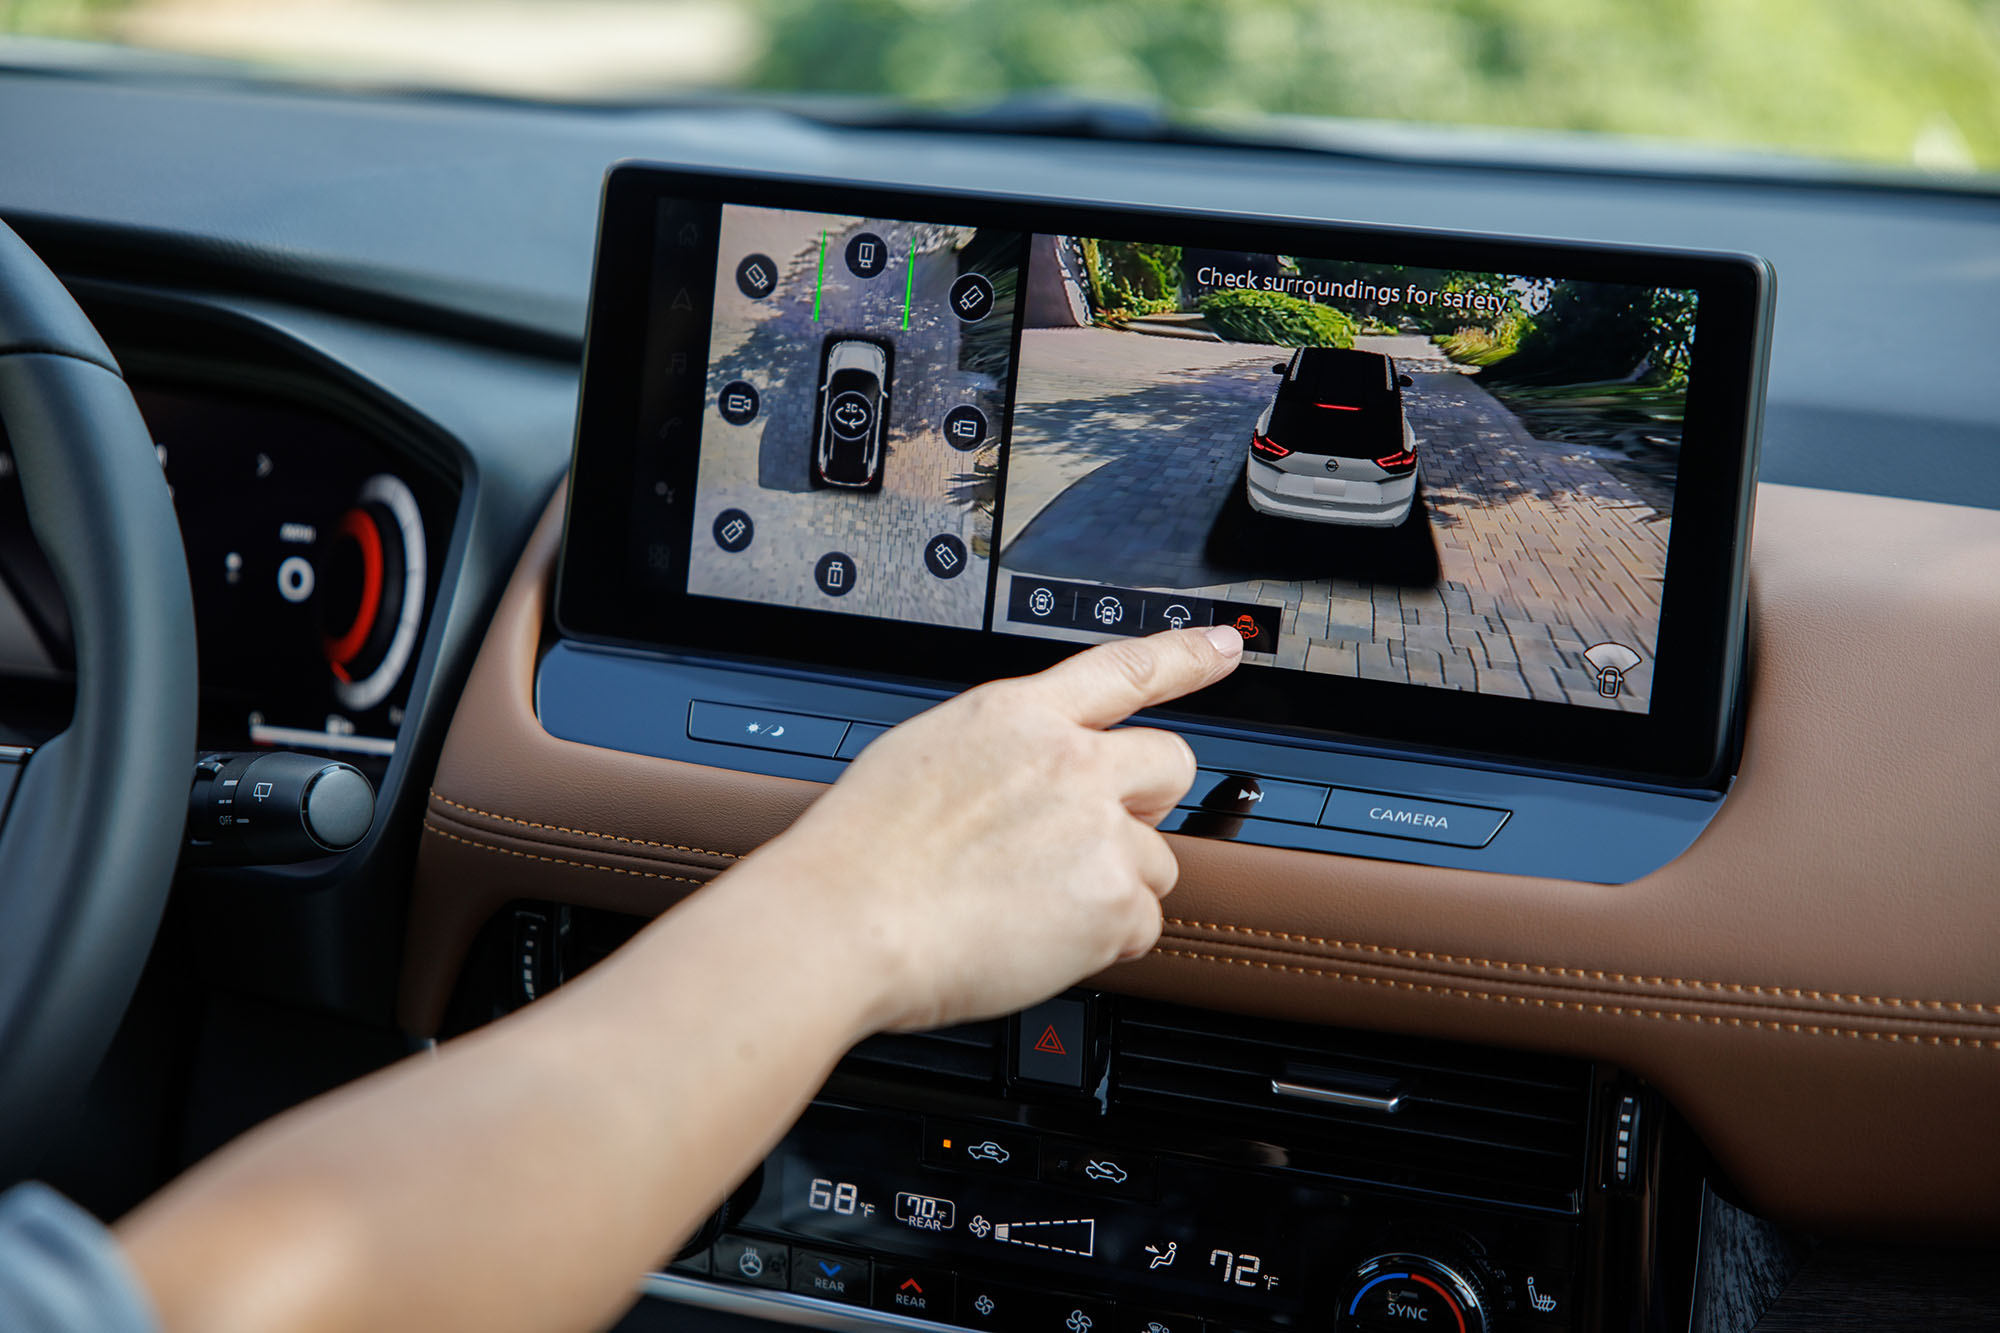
[{"x1": 0, "y1": 220, "x2": 196, "y2": 1179}]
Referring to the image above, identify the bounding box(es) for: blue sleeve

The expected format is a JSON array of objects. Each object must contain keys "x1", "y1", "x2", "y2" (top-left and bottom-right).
[{"x1": 0, "y1": 1183, "x2": 158, "y2": 1333}]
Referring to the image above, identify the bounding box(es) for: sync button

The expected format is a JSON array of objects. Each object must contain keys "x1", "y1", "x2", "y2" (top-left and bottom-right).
[{"x1": 1319, "y1": 788, "x2": 1510, "y2": 848}]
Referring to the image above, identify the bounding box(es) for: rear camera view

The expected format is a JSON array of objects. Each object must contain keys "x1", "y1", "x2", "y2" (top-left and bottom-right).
[
  {"x1": 685, "y1": 204, "x2": 1021, "y2": 629},
  {"x1": 996, "y1": 236, "x2": 1694, "y2": 711}
]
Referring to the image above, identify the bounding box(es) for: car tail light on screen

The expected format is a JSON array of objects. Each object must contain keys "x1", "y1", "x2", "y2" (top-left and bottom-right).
[
  {"x1": 1251, "y1": 434, "x2": 1291, "y2": 459},
  {"x1": 1375, "y1": 448, "x2": 1417, "y2": 473}
]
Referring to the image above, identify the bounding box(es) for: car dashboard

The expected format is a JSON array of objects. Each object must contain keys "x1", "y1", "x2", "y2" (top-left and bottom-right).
[{"x1": 1, "y1": 63, "x2": 1998, "y2": 1333}]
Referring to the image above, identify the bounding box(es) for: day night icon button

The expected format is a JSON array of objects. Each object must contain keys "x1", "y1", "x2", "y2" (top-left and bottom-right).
[{"x1": 685, "y1": 702, "x2": 848, "y2": 758}]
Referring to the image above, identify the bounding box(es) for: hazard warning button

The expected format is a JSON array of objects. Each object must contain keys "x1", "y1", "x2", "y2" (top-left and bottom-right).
[{"x1": 1014, "y1": 995, "x2": 1089, "y2": 1090}]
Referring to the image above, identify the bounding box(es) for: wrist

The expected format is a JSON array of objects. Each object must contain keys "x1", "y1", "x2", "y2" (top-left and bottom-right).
[{"x1": 706, "y1": 834, "x2": 912, "y2": 1042}]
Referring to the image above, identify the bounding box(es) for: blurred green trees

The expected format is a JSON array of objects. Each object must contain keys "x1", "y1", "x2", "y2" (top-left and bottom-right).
[
  {"x1": 12, "y1": 0, "x2": 1996, "y2": 171},
  {"x1": 1081, "y1": 238, "x2": 1181, "y2": 316},
  {"x1": 746, "y1": 0, "x2": 2000, "y2": 170},
  {"x1": 1197, "y1": 289, "x2": 1359, "y2": 347},
  {"x1": 1486, "y1": 283, "x2": 1697, "y2": 387}
]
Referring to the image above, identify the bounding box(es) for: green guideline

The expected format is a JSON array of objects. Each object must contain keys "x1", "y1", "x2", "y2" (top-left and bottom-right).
[
  {"x1": 902, "y1": 237, "x2": 916, "y2": 329},
  {"x1": 812, "y1": 229, "x2": 827, "y2": 321}
]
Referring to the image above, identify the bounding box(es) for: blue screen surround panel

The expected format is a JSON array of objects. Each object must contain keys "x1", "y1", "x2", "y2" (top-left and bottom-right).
[{"x1": 536, "y1": 640, "x2": 1725, "y2": 885}]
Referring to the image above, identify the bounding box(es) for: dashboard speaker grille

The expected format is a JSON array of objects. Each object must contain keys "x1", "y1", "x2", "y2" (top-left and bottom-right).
[{"x1": 1111, "y1": 999, "x2": 1591, "y2": 1210}]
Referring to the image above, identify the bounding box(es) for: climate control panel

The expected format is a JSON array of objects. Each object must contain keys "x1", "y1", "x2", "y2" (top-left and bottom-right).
[{"x1": 665, "y1": 1099, "x2": 1577, "y2": 1332}]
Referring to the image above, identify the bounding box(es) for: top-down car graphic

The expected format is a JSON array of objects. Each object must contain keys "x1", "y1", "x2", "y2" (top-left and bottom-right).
[
  {"x1": 1246, "y1": 347, "x2": 1420, "y2": 527},
  {"x1": 812, "y1": 335, "x2": 891, "y2": 490}
]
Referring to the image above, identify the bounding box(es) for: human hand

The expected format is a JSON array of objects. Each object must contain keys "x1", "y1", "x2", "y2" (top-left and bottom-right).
[{"x1": 745, "y1": 626, "x2": 1244, "y2": 1033}]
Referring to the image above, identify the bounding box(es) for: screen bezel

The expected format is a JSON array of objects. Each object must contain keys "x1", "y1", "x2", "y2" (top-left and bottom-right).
[{"x1": 558, "y1": 163, "x2": 1768, "y2": 789}]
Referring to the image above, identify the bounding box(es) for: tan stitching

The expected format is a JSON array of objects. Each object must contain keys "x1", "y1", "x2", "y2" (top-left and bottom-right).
[
  {"x1": 430, "y1": 791, "x2": 740, "y2": 861},
  {"x1": 1161, "y1": 918, "x2": 1996, "y2": 1017},
  {"x1": 1152, "y1": 947, "x2": 1999, "y2": 1049},
  {"x1": 424, "y1": 823, "x2": 710, "y2": 886}
]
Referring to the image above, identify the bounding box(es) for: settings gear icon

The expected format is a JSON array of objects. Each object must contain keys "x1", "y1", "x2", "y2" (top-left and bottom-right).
[{"x1": 969, "y1": 1215, "x2": 991, "y2": 1239}]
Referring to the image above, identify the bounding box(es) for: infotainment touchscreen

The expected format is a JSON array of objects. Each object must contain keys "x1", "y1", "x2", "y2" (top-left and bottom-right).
[{"x1": 560, "y1": 167, "x2": 1769, "y2": 786}]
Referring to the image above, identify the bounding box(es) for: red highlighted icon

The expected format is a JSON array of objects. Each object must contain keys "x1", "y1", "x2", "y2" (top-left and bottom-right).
[
  {"x1": 1034, "y1": 1025, "x2": 1067, "y2": 1056},
  {"x1": 900, "y1": 1278, "x2": 924, "y2": 1294}
]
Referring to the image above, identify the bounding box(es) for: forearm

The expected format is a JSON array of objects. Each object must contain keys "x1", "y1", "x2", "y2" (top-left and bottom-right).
[{"x1": 118, "y1": 846, "x2": 887, "y2": 1333}]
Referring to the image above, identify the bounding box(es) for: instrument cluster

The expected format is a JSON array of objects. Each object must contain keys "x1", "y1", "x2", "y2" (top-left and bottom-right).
[{"x1": 140, "y1": 382, "x2": 453, "y2": 769}]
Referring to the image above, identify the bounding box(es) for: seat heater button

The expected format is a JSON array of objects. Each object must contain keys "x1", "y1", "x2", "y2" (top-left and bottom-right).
[
  {"x1": 1319, "y1": 788, "x2": 1510, "y2": 848},
  {"x1": 686, "y1": 701, "x2": 847, "y2": 757}
]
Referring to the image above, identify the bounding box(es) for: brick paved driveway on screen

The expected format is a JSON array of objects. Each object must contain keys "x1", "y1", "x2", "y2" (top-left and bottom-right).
[{"x1": 998, "y1": 328, "x2": 1668, "y2": 709}]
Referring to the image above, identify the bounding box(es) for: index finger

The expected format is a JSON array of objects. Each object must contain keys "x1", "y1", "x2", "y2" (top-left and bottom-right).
[{"x1": 1012, "y1": 626, "x2": 1245, "y2": 730}]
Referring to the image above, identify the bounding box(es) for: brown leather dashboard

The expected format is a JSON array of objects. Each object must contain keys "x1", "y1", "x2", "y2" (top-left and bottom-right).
[{"x1": 403, "y1": 480, "x2": 2000, "y2": 1237}]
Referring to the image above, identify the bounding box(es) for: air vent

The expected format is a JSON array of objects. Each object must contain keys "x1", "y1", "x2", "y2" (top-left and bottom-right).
[
  {"x1": 1112, "y1": 1000, "x2": 1591, "y2": 1210},
  {"x1": 843, "y1": 1019, "x2": 1003, "y2": 1088}
]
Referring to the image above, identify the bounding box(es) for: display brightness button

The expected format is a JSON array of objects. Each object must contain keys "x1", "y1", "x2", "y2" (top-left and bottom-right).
[
  {"x1": 686, "y1": 701, "x2": 848, "y2": 757},
  {"x1": 1318, "y1": 788, "x2": 1510, "y2": 848}
]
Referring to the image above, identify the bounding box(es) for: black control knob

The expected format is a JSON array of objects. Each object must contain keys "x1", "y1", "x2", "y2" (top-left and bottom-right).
[
  {"x1": 187, "y1": 751, "x2": 376, "y2": 864},
  {"x1": 1340, "y1": 1253, "x2": 1489, "y2": 1333}
]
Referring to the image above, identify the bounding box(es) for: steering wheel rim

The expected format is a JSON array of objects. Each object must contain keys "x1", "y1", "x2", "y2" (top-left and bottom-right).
[{"x1": 0, "y1": 219, "x2": 196, "y2": 1180}]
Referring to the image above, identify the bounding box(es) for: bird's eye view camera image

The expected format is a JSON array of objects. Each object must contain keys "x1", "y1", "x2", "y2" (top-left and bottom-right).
[
  {"x1": 684, "y1": 203, "x2": 1022, "y2": 629},
  {"x1": 997, "y1": 236, "x2": 1699, "y2": 711}
]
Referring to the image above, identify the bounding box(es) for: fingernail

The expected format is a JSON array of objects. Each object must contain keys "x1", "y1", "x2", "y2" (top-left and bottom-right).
[{"x1": 1203, "y1": 625, "x2": 1244, "y2": 656}]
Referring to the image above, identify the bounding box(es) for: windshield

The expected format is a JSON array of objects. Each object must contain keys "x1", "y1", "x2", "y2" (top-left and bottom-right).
[{"x1": 6, "y1": 0, "x2": 1998, "y2": 176}]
